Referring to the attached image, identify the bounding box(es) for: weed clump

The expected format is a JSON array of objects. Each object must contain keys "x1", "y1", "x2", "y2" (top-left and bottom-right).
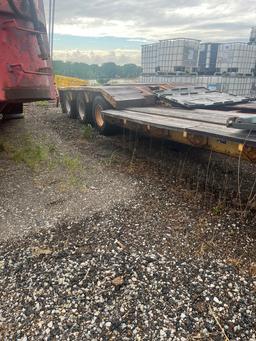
[
  {"x1": 61, "y1": 155, "x2": 81, "y2": 172},
  {"x1": 82, "y1": 124, "x2": 93, "y2": 140},
  {"x1": 0, "y1": 135, "x2": 48, "y2": 170},
  {"x1": 0, "y1": 134, "x2": 84, "y2": 188}
]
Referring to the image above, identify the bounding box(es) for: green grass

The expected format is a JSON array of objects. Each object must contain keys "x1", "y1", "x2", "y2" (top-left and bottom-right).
[
  {"x1": 0, "y1": 135, "x2": 84, "y2": 190},
  {"x1": 68, "y1": 174, "x2": 83, "y2": 187},
  {"x1": 4, "y1": 135, "x2": 50, "y2": 170},
  {"x1": 12, "y1": 145, "x2": 48, "y2": 169},
  {"x1": 82, "y1": 124, "x2": 93, "y2": 140},
  {"x1": 99, "y1": 150, "x2": 123, "y2": 168},
  {"x1": 0, "y1": 134, "x2": 82, "y2": 171},
  {"x1": 0, "y1": 136, "x2": 57, "y2": 170},
  {"x1": 211, "y1": 204, "x2": 224, "y2": 215},
  {"x1": 47, "y1": 143, "x2": 57, "y2": 154},
  {"x1": 61, "y1": 155, "x2": 81, "y2": 172},
  {"x1": 37, "y1": 101, "x2": 49, "y2": 107}
]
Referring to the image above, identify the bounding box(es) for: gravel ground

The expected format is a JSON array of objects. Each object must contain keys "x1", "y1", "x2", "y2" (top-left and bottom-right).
[
  {"x1": 0, "y1": 103, "x2": 255, "y2": 340},
  {"x1": 0, "y1": 103, "x2": 136, "y2": 241}
]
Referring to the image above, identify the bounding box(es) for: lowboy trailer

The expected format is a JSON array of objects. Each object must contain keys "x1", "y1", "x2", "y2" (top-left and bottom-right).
[{"x1": 59, "y1": 84, "x2": 256, "y2": 162}]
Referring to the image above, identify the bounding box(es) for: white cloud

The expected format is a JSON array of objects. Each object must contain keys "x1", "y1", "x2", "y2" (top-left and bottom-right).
[
  {"x1": 47, "y1": 0, "x2": 256, "y2": 64},
  {"x1": 54, "y1": 19, "x2": 138, "y2": 39},
  {"x1": 48, "y1": 0, "x2": 256, "y2": 41}
]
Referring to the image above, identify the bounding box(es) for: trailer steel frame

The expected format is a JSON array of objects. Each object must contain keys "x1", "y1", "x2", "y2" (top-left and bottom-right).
[{"x1": 59, "y1": 84, "x2": 256, "y2": 162}]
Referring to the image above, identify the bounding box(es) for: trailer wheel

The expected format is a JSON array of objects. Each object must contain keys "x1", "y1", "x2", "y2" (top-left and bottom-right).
[
  {"x1": 3, "y1": 113, "x2": 24, "y2": 120},
  {"x1": 76, "y1": 93, "x2": 92, "y2": 123},
  {"x1": 92, "y1": 96, "x2": 117, "y2": 135},
  {"x1": 63, "y1": 93, "x2": 77, "y2": 119},
  {"x1": 2, "y1": 103, "x2": 24, "y2": 120}
]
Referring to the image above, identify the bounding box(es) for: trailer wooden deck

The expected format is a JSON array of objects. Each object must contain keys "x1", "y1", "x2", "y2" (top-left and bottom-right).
[
  {"x1": 224, "y1": 102, "x2": 256, "y2": 113},
  {"x1": 59, "y1": 84, "x2": 256, "y2": 162},
  {"x1": 103, "y1": 105, "x2": 256, "y2": 161},
  {"x1": 59, "y1": 85, "x2": 156, "y2": 109}
]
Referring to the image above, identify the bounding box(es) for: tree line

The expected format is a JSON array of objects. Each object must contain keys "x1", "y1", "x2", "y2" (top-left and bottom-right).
[{"x1": 53, "y1": 60, "x2": 142, "y2": 83}]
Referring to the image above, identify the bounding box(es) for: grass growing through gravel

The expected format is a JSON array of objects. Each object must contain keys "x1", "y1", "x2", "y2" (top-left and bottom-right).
[
  {"x1": 0, "y1": 135, "x2": 83, "y2": 188},
  {"x1": 60, "y1": 155, "x2": 81, "y2": 172},
  {"x1": 211, "y1": 203, "x2": 225, "y2": 215},
  {"x1": 12, "y1": 143, "x2": 48, "y2": 170},
  {"x1": 36, "y1": 101, "x2": 49, "y2": 107},
  {"x1": 104, "y1": 150, "x2": 122, "y2": 166},
  {"x1": 0, "y1": 135, "x2": 49, "y2": 170},
  {"x1": 82, "y1": 124, "x2": 93, "y2": 140}
]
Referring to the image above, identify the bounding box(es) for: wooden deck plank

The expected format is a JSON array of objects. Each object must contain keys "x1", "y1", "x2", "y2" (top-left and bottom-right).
[
  {"x1": 223, "y1": 102, "x2": 256, "y2": 113},
  {"x1": 59, "y1": 85, "x2": 156, "y2": 108},
  {"x1": 126, "y1": 106, "x2": 254, "y2": 126},
  {"x1": 103, "y1": 109, "x2": 256, "y2": 146}
]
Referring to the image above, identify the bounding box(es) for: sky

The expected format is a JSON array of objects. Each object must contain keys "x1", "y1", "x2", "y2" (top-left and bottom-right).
[{"x1": 47, "y1": 0, "x2": 256, "y2": 65}]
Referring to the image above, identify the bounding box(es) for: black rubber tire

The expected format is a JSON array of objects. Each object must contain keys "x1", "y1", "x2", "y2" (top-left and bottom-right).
[
  {"x1": 2, "y1": 103, "x2": 24, "y2": 120},
  {"x1": 63, "y1": 93, "x2": 77, "y2": 119},
  {"x1": 76, "y1": 93, "x2": 92, "y2": 123},
  {"x1": 3, "y1": 113, "x2": 24, "y2": 120},
  {"x1": 92, "y1": 96, "x2": 117, "y2": 135}
]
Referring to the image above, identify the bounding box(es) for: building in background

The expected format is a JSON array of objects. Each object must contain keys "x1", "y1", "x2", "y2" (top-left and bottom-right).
[
  {"x1": 141, "y1": 28, "x2": 256, "y2": 97},
  {"x1": 140, "y1": 74, "x2": 256, "y2": 97}
]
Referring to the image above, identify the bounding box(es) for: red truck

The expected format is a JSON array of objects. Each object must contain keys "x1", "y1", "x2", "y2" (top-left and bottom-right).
[{"x1": 0, "y1": 0, "x2": 55, "y2": 118}]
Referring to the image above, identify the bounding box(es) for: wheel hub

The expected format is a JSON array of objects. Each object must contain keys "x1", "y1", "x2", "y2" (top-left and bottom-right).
[
  {"x1": 78, "y1": 100, "x2": 86, "y2": 120},
  {"x1": 95, "y1": 104, "x2": 104, "y2": 128},
  {"x1": 65, "y1": 98, "x2": 71, "y2": 114}
]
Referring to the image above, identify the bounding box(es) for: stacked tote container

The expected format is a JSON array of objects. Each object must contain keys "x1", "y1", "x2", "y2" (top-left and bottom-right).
[
  {"x1": 141, "y1": 43, "x2": 159, "y2": 74},
  {"x1": 198, "y1": 43, "x2": 220, "y2": 75},
  {"x1": 140, "y1": 29, "x2": 256, "y2": 97},
  {"x1": 140, "y1": 75, "x2": 256, "y2": 97},
  {"x1": 249, "y1": 27, "x2": 256, "y2": 44},
  {"x1": 141, "y1": 39, "x2": 200, "y2": 75},
  {"x1": 216, "y1": 43, "x2": 256, "y2": 75},
  {"x1": 157, "y1": 39, "x2": 200, "y2": 74}
]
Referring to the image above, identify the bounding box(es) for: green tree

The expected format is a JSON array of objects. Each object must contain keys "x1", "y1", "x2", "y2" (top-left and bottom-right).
[{"x1": 53, "y1": 60, "x2": 142, "y2": 81}]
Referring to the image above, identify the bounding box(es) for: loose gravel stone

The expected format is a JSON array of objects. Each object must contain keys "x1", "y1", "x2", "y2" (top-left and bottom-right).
[
  {"x1": 0, "y1": 103, "x2": 255, "y2": 340},
  {"x1": 0, "y1": 204, "x2": 255, "y2": 340}
]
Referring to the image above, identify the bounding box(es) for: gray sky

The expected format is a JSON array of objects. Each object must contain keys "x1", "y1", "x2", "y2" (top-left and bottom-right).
[{"x1": 49, "y1": 0, "x2": 256, "y2": 64}]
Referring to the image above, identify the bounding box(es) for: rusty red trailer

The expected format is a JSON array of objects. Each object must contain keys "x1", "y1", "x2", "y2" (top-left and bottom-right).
[{"x1": 0, "y1": 0, "x2": 55, "y2": 118}]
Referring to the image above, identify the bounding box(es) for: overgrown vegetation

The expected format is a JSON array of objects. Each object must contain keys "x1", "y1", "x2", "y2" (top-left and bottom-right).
[
  {"x1": 0, "y1": 135, "x2": 81, "y2": 177},
  {"x1": 53, "y1": 60, "x2": 142, "y2": 83},
  {"x1": 0, "y1": 136, "x2": 49, "y2": 170},
  {"x1": 61, "y1": 155, "x2": 81, "y2": 172}
]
